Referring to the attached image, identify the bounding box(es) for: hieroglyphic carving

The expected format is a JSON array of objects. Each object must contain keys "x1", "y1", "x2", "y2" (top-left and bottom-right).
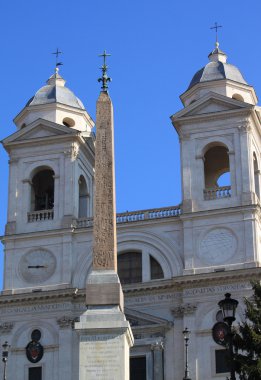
[{"x1": 93, "y1": 92, "x2": 117, "y2": 270}]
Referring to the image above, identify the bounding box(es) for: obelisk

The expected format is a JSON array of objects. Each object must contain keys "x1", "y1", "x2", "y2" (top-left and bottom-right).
[{"x1": 75, "y1": 51, "x2": 133, "y2": 380}]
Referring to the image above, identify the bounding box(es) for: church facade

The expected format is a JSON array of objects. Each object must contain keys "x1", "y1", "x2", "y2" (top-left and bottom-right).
[{"x1": 1, "y1": 43, "x2": 261, "y2": 380}]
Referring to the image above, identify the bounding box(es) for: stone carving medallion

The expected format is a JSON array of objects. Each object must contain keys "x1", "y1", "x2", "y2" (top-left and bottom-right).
[{"x1": 198, "y1": 228, "x2": 237, "y2": 264}]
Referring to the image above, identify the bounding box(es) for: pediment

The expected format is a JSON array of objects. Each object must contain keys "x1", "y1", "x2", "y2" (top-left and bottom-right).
[
  {"x1": 3, "y1": 118, "x2": 77, "y2": 145},
  {"x1": 171, "y1": 92, "x2": 252, "y2": 121},
  {"x1": 185, "y1": 99, "x2": 245, "y2": 116},
  {"x1": 125, "y1": 307, "x2": 172, "y2": 328}
]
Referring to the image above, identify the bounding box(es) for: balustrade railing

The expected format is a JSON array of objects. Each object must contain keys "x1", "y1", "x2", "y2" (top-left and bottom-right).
[
  {"x1": 28, "y1": 209, "x2": 54, "y2": 222},
  {"x1": 74, "y1": 205, "x2": 181, "y2": 228},
  {"x1": 204, "y1": 186, "x2": 231, "y2": 200},
  {"x1": 76, "y1": 217, "x2": 94, "y2": 228}
]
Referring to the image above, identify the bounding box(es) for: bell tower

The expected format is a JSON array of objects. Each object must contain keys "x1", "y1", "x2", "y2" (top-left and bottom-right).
[
  {"x1": 2, "y1": 68, "x2": 95, "y2": 293},
  {"x1": 171, "y1": 43, "x2": 261, "y2": 273}
]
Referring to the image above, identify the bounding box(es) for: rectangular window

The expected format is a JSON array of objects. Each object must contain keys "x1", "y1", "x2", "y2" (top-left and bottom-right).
[
  {"x1": 29, "y1": 367, "x2": 42, "y2": 380},
  {"x1": 215, "y1": 349, "x2": 230, "y2": 374},
  {"x1": 130, "y1": 356, "x2": 147, "y2": 380}
]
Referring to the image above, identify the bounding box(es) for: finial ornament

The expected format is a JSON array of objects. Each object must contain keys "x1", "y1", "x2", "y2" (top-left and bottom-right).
[
  {"x1": 52, "y1": 48, "x2": 63, "y2": 71},
  {"x1": 98, "y1": 50, "x2": 112, "y2": 92},
  {"x1": 210, "y1": 22, "x2": 222, "y2": 47}
]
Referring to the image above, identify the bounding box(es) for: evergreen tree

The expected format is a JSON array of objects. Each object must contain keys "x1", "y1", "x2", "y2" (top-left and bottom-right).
[{"x1": 233, "y1": 281, "x2": 261, "y2": 379}]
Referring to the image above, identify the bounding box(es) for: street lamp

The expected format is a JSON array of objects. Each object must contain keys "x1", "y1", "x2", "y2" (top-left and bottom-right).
[
  {"x1": 2, "y1": 341, "x2": 10, "y2": 380},
  {"x1": 218, "y1": 293, "x2": 238, "y2": 380},
  {"x1": 183, "y1": 327, "x2": 191, "y2": 380}
]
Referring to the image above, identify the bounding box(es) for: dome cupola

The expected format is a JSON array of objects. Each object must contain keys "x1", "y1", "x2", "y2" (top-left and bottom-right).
[
  {"x1": 181, "y1": 43, "x2": 258, "y2": 107},
  {"x1": 14, "y1": 68, "x2": 94, "y2": 134},
  {"x1": 26, "y1": 69, "x2": 85, "y2": 110}
]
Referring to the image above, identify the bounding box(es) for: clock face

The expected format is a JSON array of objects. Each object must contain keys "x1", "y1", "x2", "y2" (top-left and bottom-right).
[{"x1": 19, "y1": 249, "x2": 56, "y2": 283}]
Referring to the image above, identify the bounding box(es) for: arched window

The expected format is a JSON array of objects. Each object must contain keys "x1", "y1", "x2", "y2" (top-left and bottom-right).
[
  {"x1": 204, "y1": 145, "x2": 231, "y2": 200},
  {"x1": 78, "y1": 175, "x2": 88, "y2": 218},
  {"x1": 150, "y1": 256, "x2": 164, "y2": 280},
  {"x1": 118, "y1": 251, "x2": 164, "y2": 284},
  {"x1": 118, "y1": 252, "x2": 142, "y2": 284},
  {"x1": 31, "y1": 169, "x2": 54, "y2": 211},
  {"x1": 253, "y1": 153, "x2": 260, "y2": 199}
]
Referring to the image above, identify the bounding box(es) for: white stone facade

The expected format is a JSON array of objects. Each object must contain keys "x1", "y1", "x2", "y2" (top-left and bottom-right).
[{"x1": 1, "y1": 49, "x2": 261, "y2": 380}]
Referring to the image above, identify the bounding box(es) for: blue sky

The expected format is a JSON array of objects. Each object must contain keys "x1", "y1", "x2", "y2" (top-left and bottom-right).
[{"x1": 0, "y1": 0, "x2": 261, "y2": 287}]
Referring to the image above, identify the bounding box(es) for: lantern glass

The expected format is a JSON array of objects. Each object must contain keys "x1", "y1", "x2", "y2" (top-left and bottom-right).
[
  {"x1": 183, "y1": 327, "x2": 191, "y2": 340},
  {"x1": 2, "y1": 341, "x2": 9, "y2": 359},
  {"x1": 218, "y1": 293, "x2": 238, "y2": 323}
]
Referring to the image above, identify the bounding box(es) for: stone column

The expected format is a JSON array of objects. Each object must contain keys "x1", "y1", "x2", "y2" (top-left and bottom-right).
[
  {"x1": 239, "y1": 124, "x2": 254, "y2": 204},
  {"x1": 151, "y1": 341, "x2": 164, "y2": 380},
  {"x1": 57, "y1": 316, "x2": 74, "y2": 380},
  {"x1": 172, "y1": 303, "x2": 197, "y2": 380},
  {"x1": 228, "y1": 150, "x2": 236, "y2": 196}
]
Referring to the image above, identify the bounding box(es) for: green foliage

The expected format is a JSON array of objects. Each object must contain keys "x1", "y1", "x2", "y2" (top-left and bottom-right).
[{"x1": 233, "y1": 281, "x2": 261, "y2": 379}]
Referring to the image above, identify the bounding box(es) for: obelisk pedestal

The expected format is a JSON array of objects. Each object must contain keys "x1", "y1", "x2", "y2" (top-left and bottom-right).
[
  {"x1": 76, "y1": 270, "x2": 133, "y2": 380},
  {"x1": 75, "y1": 66, "x2": 133, "y2": 380}
]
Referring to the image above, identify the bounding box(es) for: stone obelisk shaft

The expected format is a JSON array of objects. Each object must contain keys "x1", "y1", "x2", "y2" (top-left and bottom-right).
[
  {"x1": 75, "y1": 87, "x2": 133, "y2": 380},
  {"x1": 93, "y1": 91, "x2": 117, "y2": 271}
]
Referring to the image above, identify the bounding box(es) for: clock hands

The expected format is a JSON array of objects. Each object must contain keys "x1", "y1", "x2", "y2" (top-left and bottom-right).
[{"x1": 27, "y1": 265, "x2": 48, "y2": 269}]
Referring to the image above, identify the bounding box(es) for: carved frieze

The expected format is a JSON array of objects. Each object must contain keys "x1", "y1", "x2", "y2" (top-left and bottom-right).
[
  {"x1": 56, "y1": 316, "x2": 74, "y2": 328},
  {"x1": 0, "y1": 322, "x2": 14, "y2": 333}
]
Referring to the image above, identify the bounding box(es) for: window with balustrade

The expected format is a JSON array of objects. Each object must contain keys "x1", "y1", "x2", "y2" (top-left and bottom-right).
[
  {"x1": 203, "y1": 144, "x2": 231, "y2": 200},
  {"x1": 28, "y1": 168, "x2": 55, "y2": 222},
  {"x1": 118, "y1": 251, "x2": 164, "y2": 284}
]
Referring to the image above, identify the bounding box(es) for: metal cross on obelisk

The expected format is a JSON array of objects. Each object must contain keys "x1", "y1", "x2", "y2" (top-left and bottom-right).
[
  {"x1": 210, "y1": 22, "x2": 222, "y2": 45},
  {"x1": 98, "y1": 50, "x2": 112, "y2": 92}
]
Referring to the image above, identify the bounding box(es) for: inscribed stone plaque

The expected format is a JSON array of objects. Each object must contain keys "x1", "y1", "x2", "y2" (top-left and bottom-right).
[{"x1": 79, "y1": 334, "x2": 125, "y2": 379}]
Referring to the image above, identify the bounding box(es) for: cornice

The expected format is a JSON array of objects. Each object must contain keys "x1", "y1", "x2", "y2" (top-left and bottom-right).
[
  {"x1": 122, "y1": 267, "x2": 261, "y2": 295},
  {"x1": 14, "y1": 102, "x2": 94, "y2": 127},
  {"x1": 181, "y1": 203, "x2": 260, "y2": 220},
  {"x1": 0, "y1": 267, "x2": 259, "y2": 306},
  {"x1": 174, "y1": 108, "x2": 252, "y2": 129},
  {"x1": 0, "y1": 287, "x2": 83, "y2": 305}
]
